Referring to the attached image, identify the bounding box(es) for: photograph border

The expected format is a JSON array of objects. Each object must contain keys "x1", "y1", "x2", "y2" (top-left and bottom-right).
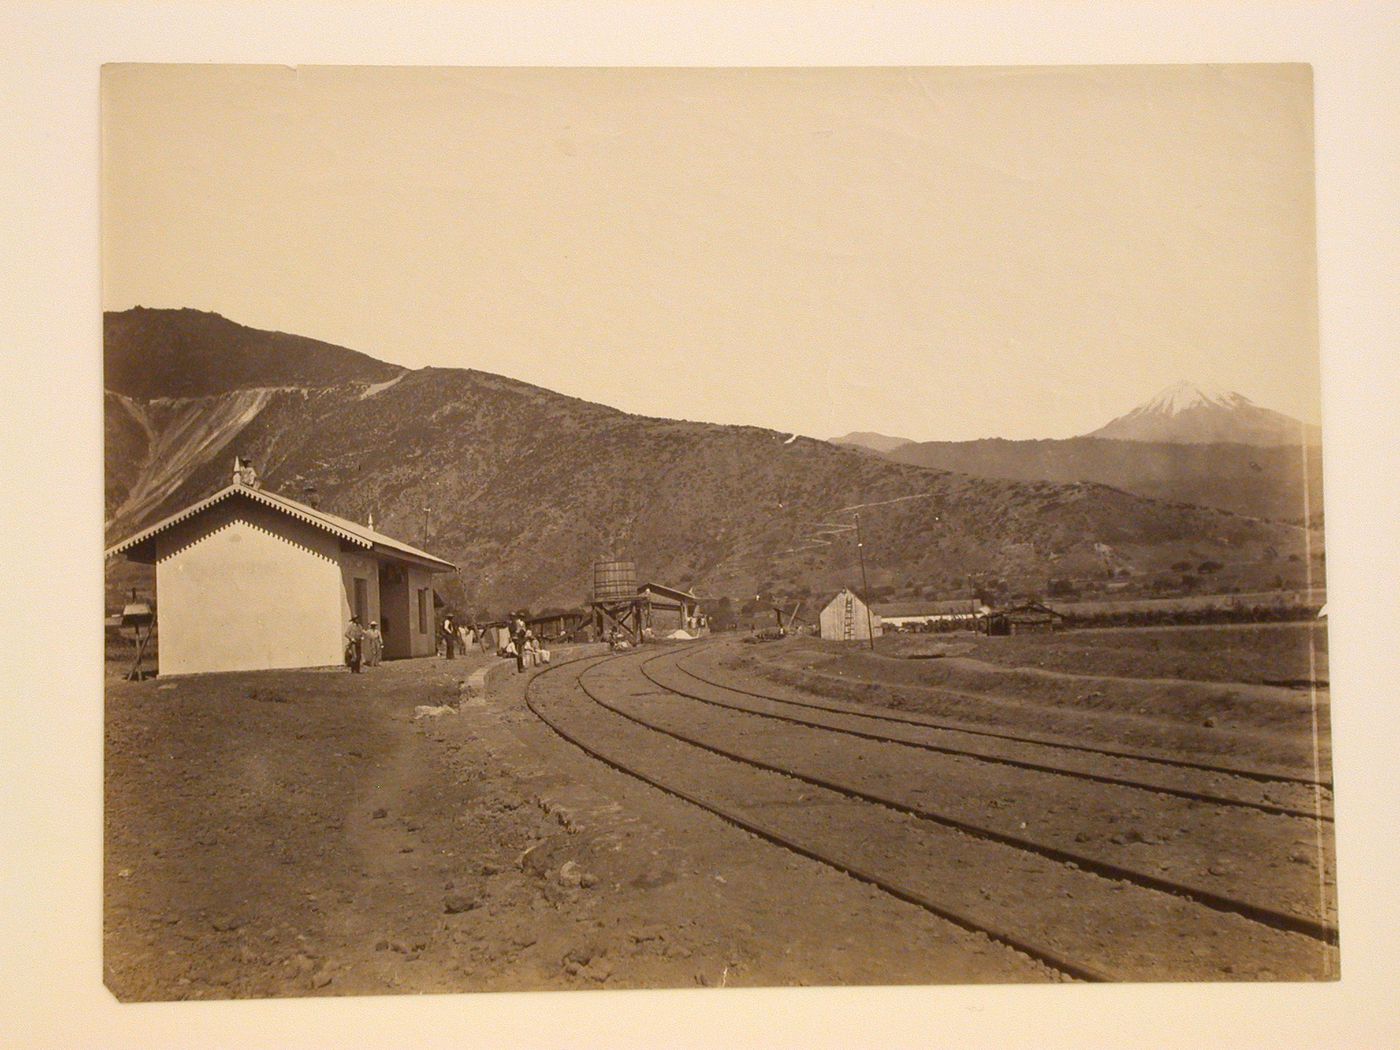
[{"x1": 3, "y1": 3, "x2": 1398, "y2": 1048}]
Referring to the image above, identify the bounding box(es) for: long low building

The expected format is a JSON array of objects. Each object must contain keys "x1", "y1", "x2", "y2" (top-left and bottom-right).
[
  {"x1": 871, "y1": 597, "x2": 991, "y2": 630},
  {"x1": 105, "y1": 469, "x2": 456, "y2": 675}
]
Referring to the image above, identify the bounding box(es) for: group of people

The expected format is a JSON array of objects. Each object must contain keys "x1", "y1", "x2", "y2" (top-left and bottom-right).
[
  {"x1": 504, "y1": 613, "x2": 549, "y2": 672},
  {"x1": 345, "y1": 609, "x2": 553, "y2": 674},
  {"x1": 443, "y1": 612, "x2": 551, "y2": 673},
  {"x1": 438, "y1": 615, "x2": 492, "y2": 658},
  {"x1": 342, "y1": 615, "x2": 384, "y2": 673}
]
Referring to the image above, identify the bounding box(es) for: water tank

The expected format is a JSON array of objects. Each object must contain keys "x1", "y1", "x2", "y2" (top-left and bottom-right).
[{"x1": 592, "y1": 560, "x2": 637, "y2": 602}]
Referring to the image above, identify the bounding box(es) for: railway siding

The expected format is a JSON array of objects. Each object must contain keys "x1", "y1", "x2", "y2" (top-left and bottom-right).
[
  {"x1": 526, "y1": 649, "x2": 1338, "y2": 982},
  {"x1": 663, "y1": 651, "x2": 1332, "y2": 817},
  {"x1": 613, "y1": 652, "x2": 1336, "y2": 935}
]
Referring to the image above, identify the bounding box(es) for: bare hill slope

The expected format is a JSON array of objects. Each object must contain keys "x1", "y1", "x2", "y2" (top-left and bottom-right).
[
  {"x1": 105, "y1": 311, "x2": 1314, "y2": 614},
  {"x1": 104, "y1": 307, "x2": 402, "y2": 399},
  {"x1": 884, "y1": 436, "x2": 1323, "y2": 524}
]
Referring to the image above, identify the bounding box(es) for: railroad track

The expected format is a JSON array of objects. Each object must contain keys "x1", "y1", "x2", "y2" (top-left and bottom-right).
[
  {"x1": 677, "y1": 646, "x2": 1332, "y2": 790},
  {"x1": 649, "y1": 647, "x2": 1333, "y2": 821},
  {"x1": 524, "y1": 646, "x2": 1338, "y2": 983},
  {"x1": 625, "y1": 648, "x2": 1336, "y2": 939}
]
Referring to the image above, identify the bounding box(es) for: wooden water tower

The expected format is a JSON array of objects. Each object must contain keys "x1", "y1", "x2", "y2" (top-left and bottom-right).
[{"x1": 590, "y1": 559, "x2": 644, "y2": 644}]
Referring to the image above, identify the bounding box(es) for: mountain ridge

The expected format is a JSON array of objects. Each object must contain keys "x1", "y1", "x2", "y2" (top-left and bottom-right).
[
  {"x1": 105, "y1": 306, "x2": 403, "y2": 399},
  {"x1": 104, "y1": 311, "x2": 1319, "y2": 614},
  {"x1": 884, "y1": 436, "x2": 1323, "y2": 524}
]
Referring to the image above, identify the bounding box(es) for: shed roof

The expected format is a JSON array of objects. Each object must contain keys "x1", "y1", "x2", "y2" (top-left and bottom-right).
[
  {"x1": 526, "y1": 609, "x2": 590, "y2": 625},
  {"x1": 105, "y1": 482, "x2": 456, "y2": 572},
  {"x1": 995, "y1": 601, "x2": 1065, "y2": 620},
  {"x1": 637, "y1": 582, "x2": 700, "y2": 602},
  {"x1": 872, "y1": 599, "x2": 985, "y2": 618}
]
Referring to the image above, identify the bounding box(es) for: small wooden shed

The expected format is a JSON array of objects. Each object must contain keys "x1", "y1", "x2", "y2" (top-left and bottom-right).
[
  {"x1": 526, "y1": 609, "x2": 592, "y2": 642},
  {"x1": 819, "y1": 588, "x2": 882, "y2": 642},
  {"x1": 984, "y1": 601, "x2": 1065, "y2": 636},
  {"x1": 637, "y1": 582, "x2": 703, "y2": 633}
]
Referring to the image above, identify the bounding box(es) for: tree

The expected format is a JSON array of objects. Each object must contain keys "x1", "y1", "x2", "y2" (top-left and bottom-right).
[{"x1": 707, "y1": 596, "x2": 737, "y2": 632}]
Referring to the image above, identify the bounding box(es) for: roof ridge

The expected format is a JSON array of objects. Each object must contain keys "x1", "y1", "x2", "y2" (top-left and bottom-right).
[{"x1": 106, "y1": 483, "x2": 454, "y2": 571}]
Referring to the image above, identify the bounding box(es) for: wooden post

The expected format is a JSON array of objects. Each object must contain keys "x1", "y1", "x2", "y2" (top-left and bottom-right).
[
  {"x1": 855, "y1": 512, "x2": 875, "y2": 651},
  {"x1": 126, "y1": 623, "x2": 151, "y2": 681}
]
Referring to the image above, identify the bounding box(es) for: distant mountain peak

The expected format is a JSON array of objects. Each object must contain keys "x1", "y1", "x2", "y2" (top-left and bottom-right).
[
  {"x1": 1136, "y1": 380, "x2": 1248, "y2": 416},
  {"x1": 829, "y1": 431, "x2": 915, "y2": 454},
  {"x1": 1088, "y1": 381, "x2": 1318, "y2": 447}
]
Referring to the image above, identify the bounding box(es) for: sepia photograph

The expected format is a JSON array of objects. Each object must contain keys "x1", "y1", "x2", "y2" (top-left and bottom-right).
[{"x1": 97, "y1": 62, "x2": 1338, "y2": 1001}]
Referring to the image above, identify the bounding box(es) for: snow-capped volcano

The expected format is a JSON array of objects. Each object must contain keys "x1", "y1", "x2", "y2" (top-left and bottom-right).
[
  {"x1": 1088, "y1": 381, "x2": 1320, "y2": 446},
  {"x1": 1136, "y1": 381, "x2": 1246, "y2": 415}
]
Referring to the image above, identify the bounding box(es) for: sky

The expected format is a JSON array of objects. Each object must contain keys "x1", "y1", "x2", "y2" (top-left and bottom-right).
[{"x1": 102, "y1": 64, "x2": 1321, "y2": 441}]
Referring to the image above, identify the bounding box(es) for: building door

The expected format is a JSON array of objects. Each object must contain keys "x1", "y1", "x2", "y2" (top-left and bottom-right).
[
  {"x1": 377, "y1": 563, "x2": 410, "y2": 660},
  {"x1": 354, "y1": 577, "x2": 368, "y2": 625}
]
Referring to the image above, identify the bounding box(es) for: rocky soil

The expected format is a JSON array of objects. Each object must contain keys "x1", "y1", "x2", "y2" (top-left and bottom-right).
[{"x1": 104, "y1": 647, "x2": 1044, "y2": 1001}]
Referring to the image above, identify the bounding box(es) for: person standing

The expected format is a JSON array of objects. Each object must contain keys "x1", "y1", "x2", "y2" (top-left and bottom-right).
[
  {"x1": 511, "y1": 612, "x2": 528, "y2": 673},
  {"x1": 364, "y1": 621, "x2": 383, "y2": 667},
  {"x1": 344, "y1": 615, "x2": 365, "y2": 674},
  {"x1": 442, "y1": 614, "x2": 456, "y2": 660}
]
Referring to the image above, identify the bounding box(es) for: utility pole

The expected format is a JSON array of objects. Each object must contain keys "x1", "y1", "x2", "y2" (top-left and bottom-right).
[
  {"x1": 854, "y1": 512, "x2": 875, "y2": 651},
  {"x1": 422, "y1": 505, "x2": 431, "y2": 547}
]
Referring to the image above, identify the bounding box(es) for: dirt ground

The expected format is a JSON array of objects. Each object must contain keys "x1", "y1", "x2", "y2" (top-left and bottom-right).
[
  {"x1": 104, "y1": 647, "x2": 1047, "y2": 1001},
  {"x1": 104, "y1": 621, "x2": 1337, "y2": 1000}
]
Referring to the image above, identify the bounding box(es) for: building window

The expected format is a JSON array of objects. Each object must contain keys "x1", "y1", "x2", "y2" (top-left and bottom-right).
[{"x1": 418, "y1": 588, "x2": 428, "y2": 635}]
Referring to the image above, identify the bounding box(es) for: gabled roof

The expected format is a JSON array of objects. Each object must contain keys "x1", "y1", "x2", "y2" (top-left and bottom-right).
[
  {"x1": 821, "y1": 587, "x2": 874, "y2": 611},
  {"x1": 105, "y1": 483, "x2": 456, "y2": 572}
]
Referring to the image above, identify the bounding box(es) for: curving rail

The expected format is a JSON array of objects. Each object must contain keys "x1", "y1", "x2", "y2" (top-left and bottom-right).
[{"x1": 522, "y1": 645, "x2": 1338, "y2": 983}]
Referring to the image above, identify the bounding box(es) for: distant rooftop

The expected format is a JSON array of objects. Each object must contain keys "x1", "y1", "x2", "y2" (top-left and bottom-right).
[{"x1": 871, "y1": 598, "x2": 985, "y2": 618}]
